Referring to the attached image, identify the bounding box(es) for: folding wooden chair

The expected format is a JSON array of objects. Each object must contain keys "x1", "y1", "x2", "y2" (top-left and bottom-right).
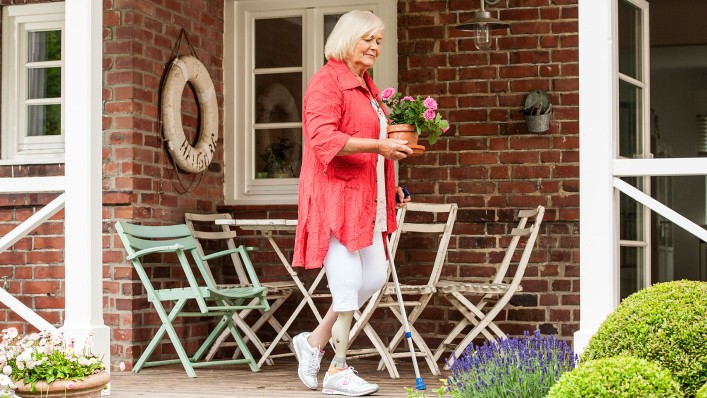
[
  {"x1": 184, "y1": 213, "x2": 297, "y2": 366},
  {"x1": 115, "y1": 221, "x2": 270, "y2": 378},
  {"x1": 434, "y1": 205, "x2": 545, "y2": 365},
  {"x1": 348, "y1": 202, "x2": 457, "y2": 378}
]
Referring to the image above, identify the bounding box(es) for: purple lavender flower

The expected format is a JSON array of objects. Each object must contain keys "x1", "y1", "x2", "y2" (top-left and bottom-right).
[{"x1": 446, "y1": 330, "x2": 577, "y2": 398}]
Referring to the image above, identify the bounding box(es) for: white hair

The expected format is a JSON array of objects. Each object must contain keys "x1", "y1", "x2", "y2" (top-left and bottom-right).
[{"x1": 324, "y1": 10, "x2": 384, "y2": 61}]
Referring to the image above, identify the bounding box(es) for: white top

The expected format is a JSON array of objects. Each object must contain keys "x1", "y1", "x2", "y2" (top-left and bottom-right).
[{"x1": 371, "y1": 99, "x2": 387, "y2": 233}]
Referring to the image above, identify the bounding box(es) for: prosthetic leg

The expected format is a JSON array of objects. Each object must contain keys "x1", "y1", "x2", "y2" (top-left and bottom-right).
[{"x1": 330, "y1": 311, "x2": 354, "y2": 370}]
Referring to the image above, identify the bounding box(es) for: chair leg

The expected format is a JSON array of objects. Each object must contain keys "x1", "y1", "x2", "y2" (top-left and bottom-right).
[
  {"x1": 256, "y1": 295, "x2": 309, "y2": 368},
  {"x1": 232, "y1": 295, "x2": 292, "y2": 364},
  {"x1": 432, "y1": 317, "x2": 469, "y2": 363},
  {"x1": 194, "y1": 311, "x2": 232, "y2": 362},
  {"x1": 378, "y1": 299, "x2": 439, "y2": 375},
  {"x1": 135, "y1": 298, "x2": 197, "y2": 378},
  {"x1": 225, "y1": 313, "x2": 260, "y2": 372}
]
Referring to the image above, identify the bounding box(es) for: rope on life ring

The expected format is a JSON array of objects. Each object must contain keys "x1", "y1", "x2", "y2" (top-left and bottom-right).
[{"x1": 161, "y1": 55, "x2": 218, "y2": 173}]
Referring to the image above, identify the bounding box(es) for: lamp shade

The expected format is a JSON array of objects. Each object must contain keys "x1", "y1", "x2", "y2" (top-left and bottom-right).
[{"x1": 457, "y1": 11, "x2": 510, "y2": 30}]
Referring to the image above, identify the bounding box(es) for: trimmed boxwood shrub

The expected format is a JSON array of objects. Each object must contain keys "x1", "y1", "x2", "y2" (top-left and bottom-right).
[
  {"x1": 697, "y1": 383, "x2": 707, "y2": 398},
  {"x1": 582, "y1": 280, "x2": 707, "y2": 396},
  {"x1": 546, "y1": 356, "x2": 682, "y2": 398}
]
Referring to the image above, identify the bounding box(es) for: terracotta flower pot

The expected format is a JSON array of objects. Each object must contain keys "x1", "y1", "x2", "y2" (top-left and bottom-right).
[
  {"x1": 14, "y1": 371, "x2": 110, "y2": 398},
  {"x1": 386, "y1": 124, "x2": 425, "y2": 156}
]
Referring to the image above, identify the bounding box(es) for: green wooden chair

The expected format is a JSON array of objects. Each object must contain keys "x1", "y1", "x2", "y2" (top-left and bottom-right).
[{"x1": 115, "y1": 221, "x2": 270, "y2": 377}]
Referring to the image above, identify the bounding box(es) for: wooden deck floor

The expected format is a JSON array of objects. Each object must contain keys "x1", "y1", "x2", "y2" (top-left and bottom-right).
[{"x1": 109, "y1": 359, "x2": 449, "y2": 397}]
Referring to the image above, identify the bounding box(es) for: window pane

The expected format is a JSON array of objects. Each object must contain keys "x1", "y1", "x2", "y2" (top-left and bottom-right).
[
  {"x1": 255, "y1": 128, "x2": 302, "y2": 178},
  {"x1": 618, "y1": 0, "x2": 641, "y2": 80},
  {"x1": 27, "y1": 67, "x2": 61, "y2": 99},
  {"x1": 650, "y1": 176, "x2": 706, "y2": 283},
  {"x1": 324, "y1": 14, "x2": 343, "y2": 43},
  {"x1": 620, "y1": 246, "x2": 643, "y2": 300},
  {"x1": 255, "y1": 74, "x2": 302, "y2": 123},
  {"x1": 618, "y1": 80, "x2": 642, "y2": 158},
  {"x1": 619, "y1": 177, "x2": 644, "y2": 241},
  {"x1": 255, "y1": 17, "x2": 302, "y2": 68},
  {"x1": 27, "y1": 104, "x2": 61, "y2": 136},
  {"x1": 28, "y1": 30, "x2": 61, "y2": 62}
]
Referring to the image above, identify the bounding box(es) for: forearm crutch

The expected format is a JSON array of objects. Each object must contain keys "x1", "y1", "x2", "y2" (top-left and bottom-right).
[{"x1": 384, "y1": 238, "x2": 426, "y2": 391}]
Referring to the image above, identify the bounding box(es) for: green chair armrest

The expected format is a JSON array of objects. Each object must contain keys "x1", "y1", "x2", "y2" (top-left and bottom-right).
[{"x1": 127, "y1": 244, "x2": 185, "y2": 261}]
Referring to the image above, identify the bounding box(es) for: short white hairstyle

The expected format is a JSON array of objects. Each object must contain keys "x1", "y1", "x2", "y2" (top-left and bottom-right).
[{"x1": 324, "y1": 10, "x2": 384, "y2": 61}]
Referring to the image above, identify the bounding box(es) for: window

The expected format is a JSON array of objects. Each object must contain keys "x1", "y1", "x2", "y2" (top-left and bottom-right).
[
  {"x1": 616, "y1": 0, "x2": 651, "y2": 300},
  {"x1": 1, "y1": 2, "x2": 65, "y2": 164},
  {"x1": 225, "y1": 0, "x2": 397, "y2": 204}
]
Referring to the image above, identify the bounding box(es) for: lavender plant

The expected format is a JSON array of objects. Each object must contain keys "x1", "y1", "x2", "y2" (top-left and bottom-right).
[{"x1": 445, "y1": 330, "x2": 577, "y2": 398}]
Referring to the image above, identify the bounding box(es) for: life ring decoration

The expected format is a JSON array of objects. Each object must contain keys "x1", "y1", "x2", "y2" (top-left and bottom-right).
[{"x1": 161, "y1": 55, "x2": 218, "y2": 173}]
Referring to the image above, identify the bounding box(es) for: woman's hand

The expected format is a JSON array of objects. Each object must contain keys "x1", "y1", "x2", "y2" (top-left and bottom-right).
[
  {"x1": 396, "y1": 186, "x2": 411, "y2": 207},
  {"x1": 378, "y1": 138, "x2": 413, "y2": 160}
]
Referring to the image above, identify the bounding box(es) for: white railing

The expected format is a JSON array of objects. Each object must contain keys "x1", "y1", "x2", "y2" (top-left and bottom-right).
[{"x1": 0, "y1": 183, "x2": 64, "y2": 332}]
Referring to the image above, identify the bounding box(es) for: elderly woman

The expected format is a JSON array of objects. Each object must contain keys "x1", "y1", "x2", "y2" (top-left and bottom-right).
[{"x1": 291, "y1": 9, "x2": 412, "y2": 397}]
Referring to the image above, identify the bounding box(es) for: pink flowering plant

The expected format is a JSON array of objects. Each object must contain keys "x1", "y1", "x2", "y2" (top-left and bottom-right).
[
  {"x1": 380, "y1": 87, "x2": 449, "y2": 144},
  {"x1": 0, "y1": 327, "x2": 104, "y2": 395}
]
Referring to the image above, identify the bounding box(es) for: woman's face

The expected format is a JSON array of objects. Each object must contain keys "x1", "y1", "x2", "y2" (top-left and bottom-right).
[{"x1": 347, "y1": 30, "x2": 384, "y2": 70}]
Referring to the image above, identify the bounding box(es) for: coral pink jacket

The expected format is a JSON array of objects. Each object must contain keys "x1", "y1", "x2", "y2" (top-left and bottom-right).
[{"x1": 292, "y1": 59, "x2": 397, "y2": 269}]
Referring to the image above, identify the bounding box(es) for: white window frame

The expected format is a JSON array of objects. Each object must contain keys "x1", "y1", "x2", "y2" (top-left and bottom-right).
[
  {"x1": 1, "y1": 2, "x2": 65, "y2": 165},
  {"x1": 224, "y1": 0, "x2": 397, "y2": 205},
  {"x1": 615, "y1": 0, "x2": 652, "y2": 299}
]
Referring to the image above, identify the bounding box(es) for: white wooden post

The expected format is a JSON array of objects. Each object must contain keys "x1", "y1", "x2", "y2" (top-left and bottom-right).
[
  {"x1": 575, "y1": 0, "x2": 618, "y2": 353},
  {"x1": 63, "y1": 0, "x2": 110, "y2": 373}
]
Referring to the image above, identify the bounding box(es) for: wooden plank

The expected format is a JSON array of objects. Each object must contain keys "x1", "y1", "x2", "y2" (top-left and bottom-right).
[{"x1": 109, "y1": 360, "x2": 449, "y2": 398}]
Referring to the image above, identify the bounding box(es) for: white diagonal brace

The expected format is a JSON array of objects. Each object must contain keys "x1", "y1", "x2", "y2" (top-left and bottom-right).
[
  {"x1": 0, "y1": 193, "x2": 65, "y2": 253},
  {"x1": 614, "y1": 177, "x2": 707, "y2": 242}
]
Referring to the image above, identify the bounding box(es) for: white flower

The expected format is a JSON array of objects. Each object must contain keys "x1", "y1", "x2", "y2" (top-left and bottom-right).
[
  {"x1": 0, "y1": 375, "x2": 9, "y2": 386},
  {"x1": 1, "y1": 366, "x2": 9, "y2": 376},
  {"x1": 3, "y1": 329, "x2": 17, "y2": 339},
  {"x1": 119, "y1": 361, "x2": 126, "y2": 371}
]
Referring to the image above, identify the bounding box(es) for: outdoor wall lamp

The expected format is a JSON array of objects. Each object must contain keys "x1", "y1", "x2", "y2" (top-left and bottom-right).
[{"x1": 457, "y1": 0, "x2": 510, "y2": 50}]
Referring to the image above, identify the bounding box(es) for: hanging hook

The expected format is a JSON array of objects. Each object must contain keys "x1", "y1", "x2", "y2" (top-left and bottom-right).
[{"x1": 2, "y1": 276, "x2": 8, "y2": 290}]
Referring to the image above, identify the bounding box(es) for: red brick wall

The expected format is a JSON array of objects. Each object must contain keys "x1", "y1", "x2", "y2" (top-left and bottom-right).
[
  {"x1": 102, "y1": 0, "x2": 225, "y2": 367},
  {"x1": 393, "y1": 0, "x2": 580, "y2": 350}
]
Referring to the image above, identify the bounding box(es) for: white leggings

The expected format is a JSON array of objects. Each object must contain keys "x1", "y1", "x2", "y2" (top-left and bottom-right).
[{"x1": 323, "y1": 233, "x2": 388, "y2": 312}]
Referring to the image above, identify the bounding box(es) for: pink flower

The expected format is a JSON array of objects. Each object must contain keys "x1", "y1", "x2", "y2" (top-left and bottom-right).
[
  {"x1": 423, "y1": 96, "x2": 437, "y2": 110},
  {"x1": 67, "y1": 381, "x2": 75, "y2": 390},
  {"x1": 402, "y1": 96, "x2": 414, "y2": 102},
  {"x1": 381, "y1": 87, "x2": 396, "y2": 101},
  {"x1": 423, "y1": 109, "x2": 436, "y2": 120}
]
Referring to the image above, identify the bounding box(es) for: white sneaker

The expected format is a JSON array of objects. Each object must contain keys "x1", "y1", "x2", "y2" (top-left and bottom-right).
[
  {"x1": 293, "y1": 332, "x2": 324, "y2": 390},
  {"x1": 322, "y1": 367, "x2": 380, "y2": 396}
]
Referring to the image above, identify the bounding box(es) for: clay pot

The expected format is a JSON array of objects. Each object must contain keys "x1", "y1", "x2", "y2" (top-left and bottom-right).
[
  {"x1": 14, "y1": 371, "x2": 110, "y2": 398},
  {"x1": 386, "y1": 124, "x2": 424, "y2": 156}
]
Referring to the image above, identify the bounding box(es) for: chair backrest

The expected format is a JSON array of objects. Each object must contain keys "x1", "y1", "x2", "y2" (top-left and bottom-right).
[
  {"x1": 184, "y1": 213, "x2": 249, "y2": 285},
  {"x1": 492, "y1": 205, "x2": 545, "y2": 287},
  {"x1": 115, "y1": 221, "x2": 220, "y2": 312},
  {"x1": 390, "y1": 202, "x2": 458, "y2": 287}
]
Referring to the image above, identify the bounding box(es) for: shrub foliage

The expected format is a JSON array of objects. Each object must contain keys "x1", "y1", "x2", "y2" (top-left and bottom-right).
[
  {"x1": 546, "y1": 356, "x2": 682, "y2": 398},
  {"x1": 582, "y1": 280, "x2": 707, "y2": 396},
  {"x1": 696, "y1": 383, "x2": 707, "y2": 398}
]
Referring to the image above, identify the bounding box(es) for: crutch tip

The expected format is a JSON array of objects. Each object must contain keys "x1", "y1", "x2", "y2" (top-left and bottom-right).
[{"x1": 415, "y1": 378, "x2": 426, "y2": 390}]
